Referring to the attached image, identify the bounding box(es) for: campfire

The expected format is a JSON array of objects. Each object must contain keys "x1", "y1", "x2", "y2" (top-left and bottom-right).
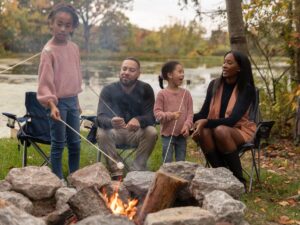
[{"x1": 101, "y1": 183, "x2": 138, "y2": 220}]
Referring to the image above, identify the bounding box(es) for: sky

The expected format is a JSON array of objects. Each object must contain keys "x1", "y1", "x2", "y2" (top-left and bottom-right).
[{"x1": 126, "y1": 0, "x2": 226, "y2": 37}]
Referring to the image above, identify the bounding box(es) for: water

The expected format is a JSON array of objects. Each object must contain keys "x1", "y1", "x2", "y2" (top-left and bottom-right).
[{"x1": 0, "y1": 61, "x2": 220, "y2": 137}]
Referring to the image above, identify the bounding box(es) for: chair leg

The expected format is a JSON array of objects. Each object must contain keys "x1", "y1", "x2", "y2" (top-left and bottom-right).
[
  {"x1": 22, "y1": 141, "x2": 28, "y2": 167},
  {"x1": 249, "y1": 148, "x2": 261, "y2": 192},
  {"x1": 30, "y1": 141, "x2": 51, "y2": 166},
  {"x1": 97, "y1": 151, "x2": 101, "y2": 162}
]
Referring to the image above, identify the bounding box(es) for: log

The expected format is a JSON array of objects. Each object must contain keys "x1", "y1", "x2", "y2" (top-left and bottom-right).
[{"x1": 135, "y1": 170, "x2": 188, "y2": 225}]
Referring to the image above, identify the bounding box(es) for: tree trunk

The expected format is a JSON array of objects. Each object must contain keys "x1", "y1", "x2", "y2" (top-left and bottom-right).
[
  {"x1": 295, "y1": 0, "x2": 300, "y2": 83},
  {"x1": 225, "y1": 0, "x2": 248, "y2": 54},
  {"x1": 135, "y1": 170, "x2": 188, "y2": 225}
]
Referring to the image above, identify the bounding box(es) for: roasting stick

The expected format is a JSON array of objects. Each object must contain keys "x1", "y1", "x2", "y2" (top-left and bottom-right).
[
  {"x1": 163, "y1": 80, "x2": 190, "y2": 164},
  {"x1": 0, "y1": 52, "x2": 41, "y2": 74},
  {"x1": 88, "y1": 85, "x2": 118, "y2": 117},
  {"x1": 59, "y1": 118, "x2": 124, "y2": 170}
]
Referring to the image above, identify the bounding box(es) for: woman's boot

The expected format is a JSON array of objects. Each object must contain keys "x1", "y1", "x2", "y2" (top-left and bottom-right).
[
  {"x1": 223, "y1": 151, "x2": 247, "y2": 191},
  {"x1": 204, "y1": 151, "x2": 224, "y2": 168}
]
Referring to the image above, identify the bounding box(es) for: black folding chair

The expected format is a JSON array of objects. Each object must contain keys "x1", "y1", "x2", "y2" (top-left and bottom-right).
[
  {"x1": 2, "y1": 92, "x2": 51, "y2": 167},
  {"x1": 238, "y1": 89, "x2": 275, "y2": 192},
  {"x1": 81, "y1": 115, "x2": 138, "y2": 172}
]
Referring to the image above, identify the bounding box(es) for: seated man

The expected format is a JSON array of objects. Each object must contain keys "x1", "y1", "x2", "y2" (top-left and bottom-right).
[{"x1": 96, "y1": 57, "x2": 157, "y2": 179}]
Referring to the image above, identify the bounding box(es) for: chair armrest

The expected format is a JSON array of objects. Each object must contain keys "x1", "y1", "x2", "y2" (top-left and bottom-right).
[
  {"x1": 81, "y1": 115, "x2": 96, "y2": 123},
  {"x1": 2, "y1": 112, "x2": 17, "y2": 120}
]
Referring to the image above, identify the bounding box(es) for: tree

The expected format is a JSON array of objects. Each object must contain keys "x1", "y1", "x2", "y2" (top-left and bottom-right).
[
  {"x1": 178, "y1": 0, "x2": 248, "y2": 54},
  {"x1": 98, "y1": 11, "x2": 130, "y2": 52},
  {"x1": 61, "y1": 0, "x2": 133, "y2": 52},
  {"x1": 225, "y1": 0, "x2": 248, "y2": 54}
]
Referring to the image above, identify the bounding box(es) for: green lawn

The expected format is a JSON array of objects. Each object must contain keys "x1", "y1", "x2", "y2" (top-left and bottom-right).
[{"x1": 0, "y1": 133, "x2": 299, "y2": 225}]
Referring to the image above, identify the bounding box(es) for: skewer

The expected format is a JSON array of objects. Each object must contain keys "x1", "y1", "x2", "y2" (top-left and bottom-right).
[
  {"x1": 0, "y1": 52, "x2": 41, "y2": 74},
  {"x1": 59, "y1": 118, "x2": 124, "y2": 170},
  {"x1": 87, "y1": 85, "x2": 118, "y2": 117}
]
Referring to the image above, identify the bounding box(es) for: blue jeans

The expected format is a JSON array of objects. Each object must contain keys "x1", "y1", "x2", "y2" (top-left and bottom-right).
[
  {"x1": 48, "y1": 96, "x2": 81, "y2": 179},
  {"x1": 162, "y1": 135, "x2": 186, "y2": 163}
]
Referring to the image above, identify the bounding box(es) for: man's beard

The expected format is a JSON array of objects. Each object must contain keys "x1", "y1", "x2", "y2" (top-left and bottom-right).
[{"x1": 120, "y1": 78, "x2": 137, "y2": 87}]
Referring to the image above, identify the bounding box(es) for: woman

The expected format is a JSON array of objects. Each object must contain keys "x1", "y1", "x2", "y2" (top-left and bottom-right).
[{"x1": 192, "y1": 50, "x2": 256, "y2": 186}]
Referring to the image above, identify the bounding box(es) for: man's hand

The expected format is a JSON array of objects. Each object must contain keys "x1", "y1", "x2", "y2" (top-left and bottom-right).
[
  {"x1": 111, "y1": 117, "x2": 126, "y2": 129},
  {"x1": 126, "y1": 118, "x2": 140, "y2": 131}
]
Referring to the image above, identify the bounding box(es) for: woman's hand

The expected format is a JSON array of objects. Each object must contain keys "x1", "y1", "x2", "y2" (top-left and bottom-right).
[{"x1": 191, "y1": 119, "x2": 208, "y2": 138}]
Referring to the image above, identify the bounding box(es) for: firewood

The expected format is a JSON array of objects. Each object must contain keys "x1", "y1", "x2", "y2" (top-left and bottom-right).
[{"x1": 135, "y1": 170, "x2": 188, "y2": 225}]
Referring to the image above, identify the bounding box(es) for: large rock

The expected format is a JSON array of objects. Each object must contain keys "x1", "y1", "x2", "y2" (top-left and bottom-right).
[
  {"x1": 144, "y1": 206, "x2": 215, "y2": 225},
  {"x1": 68, "y1": 186, "x2": 111, "y2": 220},
  {"x1": 123, "y1": 171, "x2": 155, "y2": 200},
  {"x1": 159, "y1": 161, "x2": 201, "y2": 201},
  {"x1": 55, "y1": 187, "x2": 77, "y2": 210},
  {"x1": 203, "y1": 190, "x2": 246, "y2": 225},
  {"x1": 190, "y1": 167, "x2": 245, "y2": 204},
  {"x1": 43, "y1": 204, "x2": 73, "y2": 225},
  {"x1": 67, "y1": 163, "x2": 111, "y2": 190},
  {"x1": 5, "y1": 166, "x2": 62, "y2": 200},
  {"x1": 0, "y1": 199, "x2": 46, "y2": 225},
  {"x1": 76, "y1": 214, "x2": 135, "y2": 225},
  {"x1": 0, "y1": 180, "x2": 11, "y2": 192},
  {"x1": 0, "y1": 191, "x2": 33, "y2": 214}
]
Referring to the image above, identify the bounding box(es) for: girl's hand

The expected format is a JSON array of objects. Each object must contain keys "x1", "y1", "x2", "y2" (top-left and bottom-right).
[
  {"x1": 173, "y1": 111, "x2": 182, "y2": 120},
  {"x1": 48, "y1": 101, "x2": 61, "y2": 121},
  {"x1": 180, "y1": 125, "x2": 189, "y2": 138},
  {"x1": 191, "y1": 119, "x2": 207, "y2": 138}
]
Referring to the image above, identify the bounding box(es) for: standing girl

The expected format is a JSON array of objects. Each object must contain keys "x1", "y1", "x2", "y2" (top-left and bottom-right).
[
  {"x1": 154, "y1": 61, "x2": 193, "y2": 163},
  {"x1": 37, "y1": 3, "x2": 82, "y2": 179}
]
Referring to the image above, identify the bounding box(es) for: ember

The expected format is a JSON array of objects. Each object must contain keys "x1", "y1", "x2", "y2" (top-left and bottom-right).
[{"x1": 101, "y1": 184, "x2": 138, "y2": 220}]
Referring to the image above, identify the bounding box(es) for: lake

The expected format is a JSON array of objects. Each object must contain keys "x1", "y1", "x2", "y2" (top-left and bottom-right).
[{"x1": 0, "y1": 60, "x2": 221, "y2": 137}]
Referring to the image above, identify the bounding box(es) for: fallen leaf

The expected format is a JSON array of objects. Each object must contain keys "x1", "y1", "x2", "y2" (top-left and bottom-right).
[
  {"x1": 260, "y1": 208, "x2": 266, "y2": 212},
  {"x1": 278, "y1": 201, "x2": 289, "y2": 206},
  {"x1": 287, "y1": 199, "x2": 297, "y2": 206},
  {"x1": 267, "y1": 169, "x2": 278, "y2": 174},
  {"x1": 278, "y1": 216, "x2": 296, "y2": 225},
  {"x1": 254, "y1": 197, "x2": 261, "y2": 203}
]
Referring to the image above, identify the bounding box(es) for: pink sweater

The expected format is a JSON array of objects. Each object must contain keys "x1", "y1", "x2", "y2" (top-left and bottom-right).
[
  {"x1": 37, "y1": 38, "x2": 82, "y2": 107},
  {"x1": 154, "y1": 88, "x2": 193, "y2": 136}
]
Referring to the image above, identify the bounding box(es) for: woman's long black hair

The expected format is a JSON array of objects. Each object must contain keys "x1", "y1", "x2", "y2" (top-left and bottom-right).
[{"x1": 213, "y1": 50, "x2": 255, "y2": 95}]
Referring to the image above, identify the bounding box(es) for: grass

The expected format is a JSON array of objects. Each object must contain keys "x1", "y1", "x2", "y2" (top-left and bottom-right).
[{"x1": 0, "y1": 132, "x2": 299, "y2": 225}]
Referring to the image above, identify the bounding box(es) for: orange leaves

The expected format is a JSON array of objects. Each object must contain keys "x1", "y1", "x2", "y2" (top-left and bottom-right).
[{"x1": 278, "y1": 216, "x2": 300, "y2": 225}]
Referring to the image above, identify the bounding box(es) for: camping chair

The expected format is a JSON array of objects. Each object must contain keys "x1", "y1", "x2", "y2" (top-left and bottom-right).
[
  {"x1": 81, "y1": 115, "x2": 138, "y2": 172},
  {"x1": 2, "y1": 92, "x2": 51, "y2": 167},
  {"x1": 238, "y1": 88, "x2": 275, "y2": 192}
]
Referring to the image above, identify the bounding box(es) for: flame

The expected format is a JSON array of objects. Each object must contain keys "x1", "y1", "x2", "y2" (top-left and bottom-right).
[{"x1": 101, "y1": 183, "x2": 138, "y2": 220}]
